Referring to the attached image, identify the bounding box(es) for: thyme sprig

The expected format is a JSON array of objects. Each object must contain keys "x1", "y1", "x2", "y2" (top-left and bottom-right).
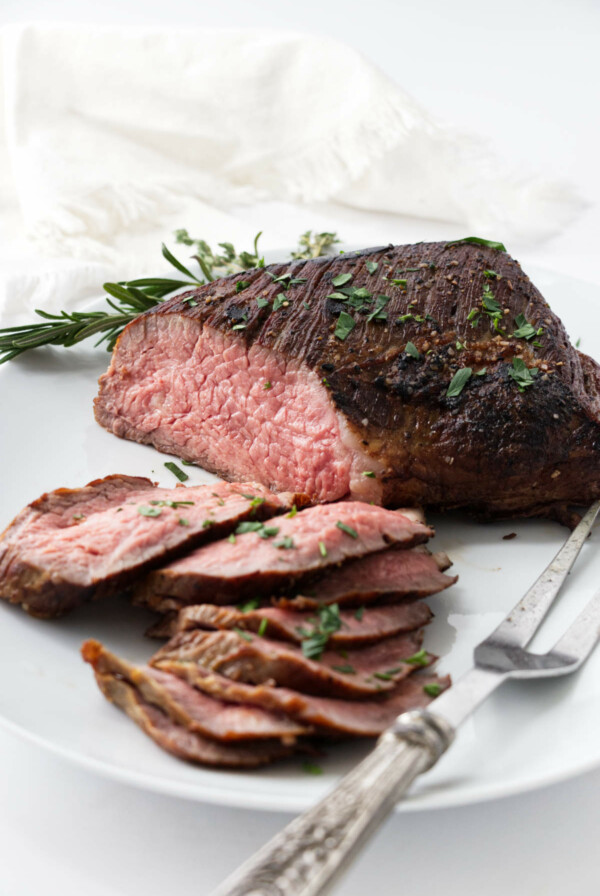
[{"x1": 0, "y1": 228, "x2": 340, "y2": 363}]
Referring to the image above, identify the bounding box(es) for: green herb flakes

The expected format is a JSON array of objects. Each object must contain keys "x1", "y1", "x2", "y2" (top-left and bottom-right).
[
  {"x1": 332, "y1": 664, "x2": 356, "y2": 675},
  {"x1": 257, "y1": 619, "x2": 268, "y2": 638},
  {"x1": 483, "y1": 269, "x2": 498, "y2": 279},
  {"x1": 164, "y1": 461, "x2": 189, "y2": 482},
  {"x1": 334, "y1": 311, "x2": 356, "y2": 341},
  {"x1": 508, "y1": 357, "x2": 538, "y2": 392},
  {"x1": 233, "y1": 627, "x2": 253, "y2": 642},
  {"x1": 237, "y1": 598, "x2": 259, "y2": 612},
  {"x1": 302, "y1": 761, "x2": 323, "y2": 775},
  {"x1": 228, "y1": 533, "x2": 236, "y2": 544},
  {"x1": 138, "y1": 505, "x2": 162, "y2": 517},
  {"x1": 423, "y1": 682, "x2": 443, "y2": 697},
  {"x1": 354, "y1": 606, "x2": 365, "y2": 621},
  {"x1": 263, "y1": 381, "x2": 272, "y2": 390},
  {"x1": 362, "y1": 471, "x2": 376, "y2": 478},
  {"x1": 336, "y1": 520, "x2": 358, "y2": 538},
  {"x1": 331, "y1": 272, "x2": 353, "y2": 287},
  {"x1": 235, "y1": 280, "x2": 250, "y2": 293},
  {"x1": 446, "y1": 236, "x2": 507, "y2": 252},
  {"x1": 275, "y1": 536, "x2": 295, "y2": 550},
  {"x1": 366, "y1": 294, "x2": 389, "y2": 323},
  {"x1": 202, "y1": 519, "x2": 215, "y2": 528},
  {"x1": 286, "y1": 504, "x2": 298, "y2": 518},
  {"x1": 300, "y1": 604, "x2": 342, "y2": 660},
  {"x1": 318, "y1": 540, "x2": 328, "y2": 558},
  {"x1": 447, "y1": 367, "x2": 473, "y2": 398},
  {"x1": 405, "y1": 341, "x2": 420, "y2": 359},
  {"x1": 365, "y1": 261, "x2": 378, "y2": 274},
  {"x1": 178, "y1": 517, "x2": 189, "y2": 526},
  {"x1": 272, "y1": 292, "x2": 288, "y2": 312},
  {"x1": 256, "y1": 297, "x2": 270, "y2": 309},
  {"x1": 405, "y1": 649, "x2": 429, "y2": 666},
  {"x1": 513, "y1": 313, "x2": 543, "y2": 341}
]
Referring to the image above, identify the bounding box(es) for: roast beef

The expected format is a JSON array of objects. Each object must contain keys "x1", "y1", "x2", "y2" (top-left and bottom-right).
[
  {"x1": 95, "y1": 241, "x2": 600, "y2": 521},
  {"x1": 133, "y1": 502, "x2": 431, "y2": 611},
  {"x1": 277, "y1": 547, "x2": 456, "y2": 610},
  {"x1": 93, "y1": 673, "x2": 299, "y2": 767},
  {"x1": 155, "y1": 659, "x2": 450, "y2": 737},
  {"x1": 0, "y1": 476, "x2": 290, "y2": 618},
  {"x1": 82, "y1": 639, "x2": 309, "y2": 741},
  {"x1": 149, "y1": 600, "x2": 434, "y2": 644},
  {"x1": 151, "y1": 628, "x2": 430, "y2": 698}
]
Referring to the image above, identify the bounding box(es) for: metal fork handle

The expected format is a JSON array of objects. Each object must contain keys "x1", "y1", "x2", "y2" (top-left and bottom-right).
[{"x1": 210, "y1": 710, "x2": 454, "y2": 896}]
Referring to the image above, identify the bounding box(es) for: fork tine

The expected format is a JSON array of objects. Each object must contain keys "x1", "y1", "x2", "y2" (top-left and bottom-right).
[
  {"x1": 545, "y1": 588, "x2": 600, "y2": 673},
  {"x1": 484, "y1": 500, "x2": 600, "y2": 651}
]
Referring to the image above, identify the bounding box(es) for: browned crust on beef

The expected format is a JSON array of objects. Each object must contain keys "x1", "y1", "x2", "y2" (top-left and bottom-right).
[{"x1": 96, "y1": 243, "x2": 600, "y2": 520}]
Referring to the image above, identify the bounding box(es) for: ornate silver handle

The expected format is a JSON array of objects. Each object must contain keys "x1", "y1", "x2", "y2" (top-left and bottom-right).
[{"x1": 210, "y1": 709, "x2": 454, "y2": 896}]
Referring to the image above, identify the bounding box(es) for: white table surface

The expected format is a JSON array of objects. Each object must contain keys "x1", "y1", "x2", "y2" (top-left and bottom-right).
[{"x1": 1, "y1": 1, "x2": 599, "y2": 894}]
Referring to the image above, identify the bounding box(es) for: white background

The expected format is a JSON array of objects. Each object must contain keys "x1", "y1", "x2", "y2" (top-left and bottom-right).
[{"x1": 1, "y1": 1, "x2": 599, "y2": 894}]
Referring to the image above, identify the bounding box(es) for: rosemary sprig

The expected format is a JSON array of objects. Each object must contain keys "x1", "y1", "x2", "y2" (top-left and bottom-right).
[{"x1": 0, "y1": 229, "x2": 339, "y2": 363}]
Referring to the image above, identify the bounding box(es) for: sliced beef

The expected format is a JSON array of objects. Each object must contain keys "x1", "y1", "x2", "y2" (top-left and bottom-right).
[
  {"x1": 82, "y1": 639, "x2": 310, "y2": 741},
  {"x1": 95, "y1": 241, "x2": 600, "y2": 521},
  {"x1": 149, "y1": 600, "x2": 434, "y2": 645},
  {"x1": 93, "y1": 673, "x2": 298, "y2": 767},
  {"x1": 133, "y1": 502, "x2": 431, "y2": 610},
  {"x1": 0, "y1": 476, "x2": 291, "y2": 618},
  {"x1": 151, "y1": 628, "x2": 430, "y2": 698},
  {"x1": 157, "y1": 659, "x2": 450, "y2": 737},
  {"x1": 278, "y1": 547, "x2": 456, "y2": 610}
]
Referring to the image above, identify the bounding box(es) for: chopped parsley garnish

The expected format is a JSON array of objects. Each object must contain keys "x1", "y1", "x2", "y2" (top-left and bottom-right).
[
  {"x1": 366, "y1": 294, "x2": 389, "y2": 323},
  {"x1": 275, "y1": 536, "x2": 295, "y2": 549},
  {"x1": 446, "y1": 236, "x2": 507, "y2": 252},
  {"x1": 318, "y1": 540, "x2": 328, "y2": 557},
  {"x1": 332, "y1": 664, "x2": 356, "y2": 675},
  {"x1": 365, "y1": 260, "x2": 378, "y2": 274},
  {"x1": 286, "y1": 504, "x2": 298, "y2": 518},
  {"x1": 257, "y1": 618, "x2": 268, "y2": 638},
  {"x1": 256, "y1": 296, "x2": 270, "y2": 309},
  {"x1": 388, "y1": 278, "x2": 407, "y2": 288},
  {"x1": 235, "y1": 520, "x2": 279, "y2": 538},
  {"x1": 300, "y1": 604, "x2": 342, "y2": 660},
  {"x1": 483, "y1": 269, "x2": 498, "y2": 279},
  {"x1": 138, "y1": 505, "x2": 162, "y2": 517},
  {"x1": 178, "y1": 517, "x2": 189, "y2": 526},
  {"x1": 467, "y1": 308, "x2": 480, "y2": 327},
  {"x1": 456, "y1": 340, "x2": 465, "y2": 351},
  {"x1": 513, "y1": 313, "x2": 543, "y2": 341},
  {"x1": 405, "y1": 649, "x2": 429, "y2": 666},
  {"x1": 235, "y1": 280, "x2": 250, "y2": 293},
  {"x1": 334, "y1": 311, "x2": 356, "y2": 341},
  {"x1": 423, "y1": 682, "x2": 443, "y2": 697},
  {"x1": 373, "y1": 671, "x2": 395, "y2": 681},
  {"x1": 164, "y1": 461, "x2": 189, "y2": 482},
  {"x1": 354, "y1": 606, "x2": 365, "y2": 621},
  {"x1": 475, "y1": 367, "x2": 487, "y2": 376},
  {"x1": 228, "y1": 533, "x2": 236, "y2": 543},
  {"x1": 267, "y1": 271, "x2": 307, "y2": 287},
  {"x1": 302, "y1": 761, "x2": 323, "y2": 775},
  {"x1": 405, "y1": 341, "x2": 420, "y2": 359},
  {"x1": 182, "y1": 296, "x2": 198, "y2": 307},
  {"x1": 233, "y1": 627, "x2": 253, "y2": 642},
  {"x1": 237, "y1": 598, "x2": 259, "y2": 612},
  {"x1": 362, "y1": 471, "x2": 376, "y2": 478},
  {"x1": 241, "y1": 494, "x2": 266, "y2": 508},
  {"x1": 481, "y1": 283, "x2": 505, "y2": 333},
  {"x1": 272, "y1": 292, "x2": 288, "y2": 312},
  {"x1": 447, "y1": 367, "x2": 472, "y2": 397},
  {"x1": 331, "y1": 272, "x2": 353, "y2": 287},
  {"x1": 336, "y1": 521, "x2": 358, "y2": 538},
  {"x1": 263, "y1": 381, "x2": 272, "y2": 389},
  {"x1": 576, "y1": 337, "x2": 581, "y2": 348},
  {"x1": 202, "y1": 519, "x2": 215, "y2": 528},
  {"x1": 508, "y1": 357, "x2": 538, "y2": 392},
  {"x1": 72, "y1": 513, "x2": 86, "y2": 521},
  {"x1": 149, "y1": 499, "x2": 194, "y2": 508}
]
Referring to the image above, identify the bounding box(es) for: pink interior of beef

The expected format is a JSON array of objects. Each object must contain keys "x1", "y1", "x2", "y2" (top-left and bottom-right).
[{"x1": 98, "y1": 317, "x2": 383, "y2": 502}]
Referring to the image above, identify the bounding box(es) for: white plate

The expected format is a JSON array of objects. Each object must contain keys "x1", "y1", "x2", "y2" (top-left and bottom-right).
[{"x1": 1, "y1": 263, "x2": 600, "y2": 813}]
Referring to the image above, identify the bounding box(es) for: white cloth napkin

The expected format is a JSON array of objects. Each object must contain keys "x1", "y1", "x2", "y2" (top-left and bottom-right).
[{"x1": 0, "y1": 23, "x2": 585, "y2": 324}]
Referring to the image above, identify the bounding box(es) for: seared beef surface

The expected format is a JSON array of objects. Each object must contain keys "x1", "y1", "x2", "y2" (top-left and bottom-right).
[
  {"x1": 0, "y1": 475, "x2": 290, "y2": 618},
  {"x1": 95, "y1": 241, "x2": 600, "y2": 520}
]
